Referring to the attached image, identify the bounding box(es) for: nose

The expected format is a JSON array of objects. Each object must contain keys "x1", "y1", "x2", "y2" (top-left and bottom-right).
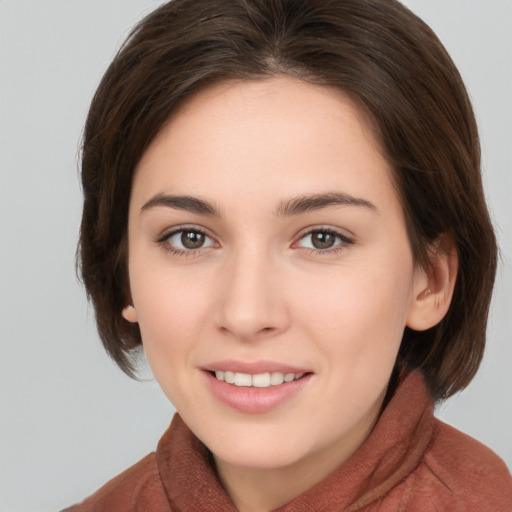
[{"x1": 214, "y1": 247, "x2": 291, "y2": 341}]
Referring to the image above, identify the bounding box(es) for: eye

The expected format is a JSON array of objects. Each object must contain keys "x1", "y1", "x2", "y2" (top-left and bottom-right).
[
  {"x1": 296, "y1": 228, "x2": 353, "y2": 252},
  {"x1": 159, "y1": 228, "x2": 215, "y2": 253}
]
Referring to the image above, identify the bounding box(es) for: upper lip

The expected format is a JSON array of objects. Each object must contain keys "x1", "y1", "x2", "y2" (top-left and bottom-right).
[{"x1": 203, "y1": 359, "x2": 310, "y2": 374}]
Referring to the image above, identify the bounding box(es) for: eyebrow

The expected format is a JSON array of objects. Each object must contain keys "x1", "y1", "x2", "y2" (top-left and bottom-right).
[
  {"x1": 140, "y1": 191, "x2": 378, "y2": 217},
  {"x1": 141, "y1": 194, "x2": 221, "y2": 216},
  {"x1": 275, "y1": 192, "x2": 378, "y2": 217}
]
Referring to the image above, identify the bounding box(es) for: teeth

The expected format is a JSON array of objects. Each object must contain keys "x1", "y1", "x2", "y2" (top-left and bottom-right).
[
  {"x1": 234, "y1": 373, "x2": 252, "y2": 387},
  {"x1": 270, "y1": 372, "x2": 284, "y2": 385},
  {"x1": 213, "y1": 371, "x2": 304, "y2": 387},
  {"x1": 252, "y1": 373, "x2": 271, "y2": 388}
]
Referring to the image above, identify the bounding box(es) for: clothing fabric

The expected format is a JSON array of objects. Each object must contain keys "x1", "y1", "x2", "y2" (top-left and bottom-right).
[{"x1": 64, "y1": 371, "x2": 512, "y2": 511}]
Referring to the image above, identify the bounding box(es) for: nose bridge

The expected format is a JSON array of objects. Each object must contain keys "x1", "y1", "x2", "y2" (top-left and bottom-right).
[{"x1": 215, "y1": 242, "x2": 288, "y2": 339}]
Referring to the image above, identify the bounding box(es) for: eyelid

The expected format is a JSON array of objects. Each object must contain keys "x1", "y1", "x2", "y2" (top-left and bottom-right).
[{"x1": 156, "y1": 224, "x2": 208, "y2": 242}]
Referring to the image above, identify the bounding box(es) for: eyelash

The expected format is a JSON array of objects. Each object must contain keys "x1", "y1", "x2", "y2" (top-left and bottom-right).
[
  {"x1": 156, "y1": 226, "x2": 214, "y2": 257},
  {"x1": 156, "y1": 226, "x2": 354, "y2": 257},
  {"x1": 295, "y1": 227, "x2": 354, "y2": 256}
]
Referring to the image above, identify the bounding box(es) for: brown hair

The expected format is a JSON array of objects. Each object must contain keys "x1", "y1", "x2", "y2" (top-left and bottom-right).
[{"x1": 78, "y1": 0, "x2": 497, "y2": 401}]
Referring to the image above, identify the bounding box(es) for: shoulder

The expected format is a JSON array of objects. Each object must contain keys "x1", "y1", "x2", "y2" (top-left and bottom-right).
[
  {"x1": 408, "y1": 418, "x2": 512, "y2": 511},
  {"x1": 62, "y1": 452, "x2": 170, "y2": 512}
]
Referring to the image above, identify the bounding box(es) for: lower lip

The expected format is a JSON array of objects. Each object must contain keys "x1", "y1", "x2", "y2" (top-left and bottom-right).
[{"x1": 203, "y1": 371, "x2": 312, "y2": 414}]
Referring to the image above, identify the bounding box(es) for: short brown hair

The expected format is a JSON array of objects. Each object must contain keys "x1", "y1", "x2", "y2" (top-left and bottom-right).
[{"x1": 78, "y1": 0, "x2": 497, "y2": 401}]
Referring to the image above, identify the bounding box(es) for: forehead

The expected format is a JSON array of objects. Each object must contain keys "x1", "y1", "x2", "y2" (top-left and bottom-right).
[{"x1": 132, "y1": 77, "x2": 398, "y2": 216}]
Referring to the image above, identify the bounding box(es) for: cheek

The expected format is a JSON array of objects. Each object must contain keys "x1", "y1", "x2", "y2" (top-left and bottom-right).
[
  {"x1": 295, "y1": 256, "x2": 414, "y2": 363},
  {"x1": 129, "y1": 262, "x2": 213, "y2": 374},
  {"x1": 294, "y1": 259, "x2": 414, "y2": 424}
]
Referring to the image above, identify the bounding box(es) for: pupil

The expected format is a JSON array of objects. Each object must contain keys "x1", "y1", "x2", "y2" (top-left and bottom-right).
[
  {"x1": 312, "y1": 231, "x2": 335, "y2": 249},
  {"x1": 181, "y1": 231, "x2": 205, "y2": 249}
]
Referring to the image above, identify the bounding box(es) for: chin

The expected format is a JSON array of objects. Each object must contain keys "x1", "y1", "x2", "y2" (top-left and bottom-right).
[
  {"x1": 201, "y1": 423, "x2": 315, "y2": 470},
  {"x1": 215, "y1": 443, "x2": 308, "y2": 471}
]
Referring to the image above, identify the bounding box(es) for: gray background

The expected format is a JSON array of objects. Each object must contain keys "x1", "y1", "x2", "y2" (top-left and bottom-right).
[{"x1": 0, "y1": 1, "x2": 510, "y2": 510}]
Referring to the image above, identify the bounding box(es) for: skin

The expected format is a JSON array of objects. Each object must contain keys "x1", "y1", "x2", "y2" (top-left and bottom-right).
[{"x1": 123, "y1": 77, "x2": 456, "y2": 512}]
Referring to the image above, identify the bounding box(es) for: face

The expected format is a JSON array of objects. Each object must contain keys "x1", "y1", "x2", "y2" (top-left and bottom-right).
[{"x1": 124, "y1": 77, "x2": 425, "y2": 476}]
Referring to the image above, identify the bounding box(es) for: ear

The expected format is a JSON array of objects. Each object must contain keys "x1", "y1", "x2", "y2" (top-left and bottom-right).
[
  {"x1": 406, "y1": 234, "x2": 458, "y2": 331},
  {"x1": 122, "y1": 305, "x2": 138, "y2": 323}
]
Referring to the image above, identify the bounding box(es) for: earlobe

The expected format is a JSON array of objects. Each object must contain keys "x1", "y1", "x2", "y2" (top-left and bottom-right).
[
  {"x1": 122, "y1": 304, "x2": 138, "y2": 323},
  {"x1": 406, "y1": 235, "x2": 458, "y2": 331}
]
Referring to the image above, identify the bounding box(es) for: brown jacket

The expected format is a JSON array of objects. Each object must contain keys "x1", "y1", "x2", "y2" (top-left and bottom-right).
[{"x1": 64, "y1": 372, "x2": 512, "y2": 511}]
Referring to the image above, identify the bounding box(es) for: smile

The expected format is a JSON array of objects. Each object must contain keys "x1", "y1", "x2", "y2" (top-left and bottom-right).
[
  {"x1": 204, "y1": 364, "x2": 312, "y2": 413},
  {"x1": 214, "y1": 371, "x2": 304, "y2": 388}
]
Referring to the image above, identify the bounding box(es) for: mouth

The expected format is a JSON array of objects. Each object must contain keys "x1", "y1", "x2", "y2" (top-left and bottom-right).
[
  {"x1": 211, "y1": 370, "x2": 305, "y2": 388},
  {"x1": 202, "y1": 362, "x2": 312, "y2": 413}
]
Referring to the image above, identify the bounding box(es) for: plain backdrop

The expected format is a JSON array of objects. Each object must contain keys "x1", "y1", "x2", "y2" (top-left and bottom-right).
[{"x1": 0, "y1": 1, "x2": 510, "y2": 510}]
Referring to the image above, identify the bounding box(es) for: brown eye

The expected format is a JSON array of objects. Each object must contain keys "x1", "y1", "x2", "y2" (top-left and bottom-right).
[
  {"x1": 296, "y1": 228, "x2": 353, "y2": 253},
  {"x1": 161, "y1": 228, "x2": 215, "y2": 253},
  {"x1": 181, "y1": 230, "x2": 205, "y2": 249},
  {"x1": 310, "y1": 231, "x2": 336, "y2": 249}
]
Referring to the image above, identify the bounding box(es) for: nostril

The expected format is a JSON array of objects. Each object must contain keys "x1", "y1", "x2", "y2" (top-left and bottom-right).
[{"x1": 258, "y1": 326, "x2": 276, "y2": 335}]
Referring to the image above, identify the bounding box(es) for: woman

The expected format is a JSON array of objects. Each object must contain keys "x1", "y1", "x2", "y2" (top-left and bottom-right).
[{"x1": 66, "y1": 0, "x2": 512, "y2": 510}]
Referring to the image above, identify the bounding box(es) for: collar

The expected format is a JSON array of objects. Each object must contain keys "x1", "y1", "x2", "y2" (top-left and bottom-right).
[{"x1": 156, "y1": 371, "x2": 434, "y2": 511}]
